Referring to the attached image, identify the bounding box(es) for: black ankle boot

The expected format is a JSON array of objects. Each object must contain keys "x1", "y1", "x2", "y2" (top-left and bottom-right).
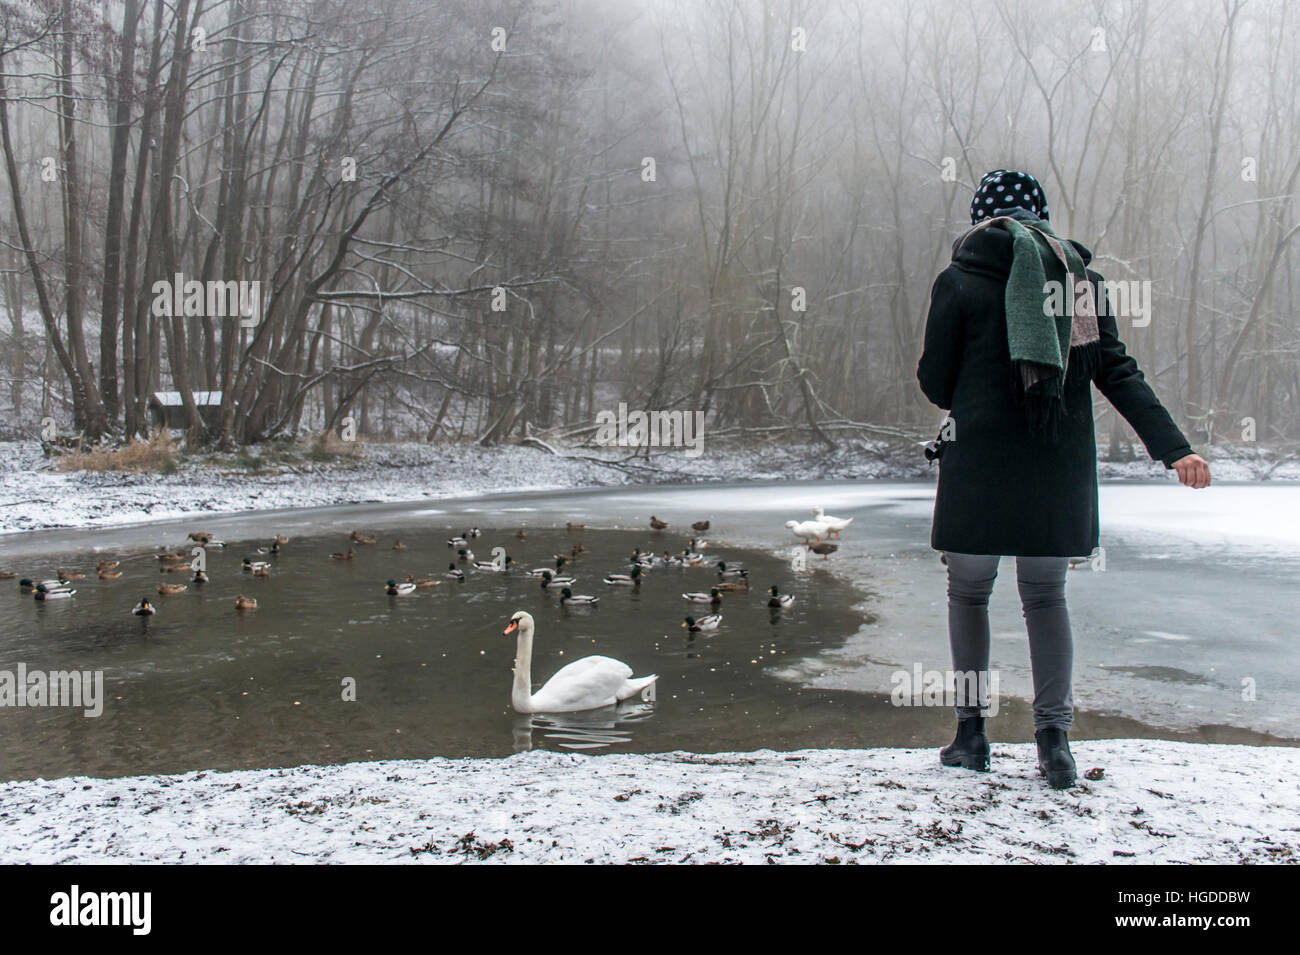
[
  {"x1": 939, "y1": 717, "x2": 990, "y2": 772},
  {"x1": 1035, "y1": 727, "x2": 1076, "y2": 789}
]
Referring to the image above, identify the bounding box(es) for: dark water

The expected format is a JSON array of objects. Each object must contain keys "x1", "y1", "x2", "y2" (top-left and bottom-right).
[{"x1": 0, "y1": 525, "x2": 872, "y2": 780}]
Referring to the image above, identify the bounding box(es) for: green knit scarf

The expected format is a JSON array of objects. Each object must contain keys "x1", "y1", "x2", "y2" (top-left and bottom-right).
[{"x1": 961, "y1": 215, "x2": 1101, "y2": 436}]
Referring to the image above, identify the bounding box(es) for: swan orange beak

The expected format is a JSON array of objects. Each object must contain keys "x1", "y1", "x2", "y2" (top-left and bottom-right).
[{"x1": 504, "y1": 620, "x2": 519, "y2": 635}]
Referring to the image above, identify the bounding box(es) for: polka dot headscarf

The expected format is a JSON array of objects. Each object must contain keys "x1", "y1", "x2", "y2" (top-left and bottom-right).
[{"x1": 970, "y1": 169, "x2": 1048, "y2": 224}]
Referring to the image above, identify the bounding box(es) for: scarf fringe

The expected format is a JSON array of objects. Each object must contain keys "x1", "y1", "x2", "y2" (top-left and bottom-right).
[{"x1": 1012, "y1": 339, "x2": 1101, "y2": 443}]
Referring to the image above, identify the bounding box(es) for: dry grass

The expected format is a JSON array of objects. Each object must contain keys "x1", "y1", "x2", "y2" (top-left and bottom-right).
[
  {"x1": 57, "y1": 433, "x2": 177, "y2": 474},
  {"x1": 303, "y1": 430, "x2": 365, "y2": 462}
]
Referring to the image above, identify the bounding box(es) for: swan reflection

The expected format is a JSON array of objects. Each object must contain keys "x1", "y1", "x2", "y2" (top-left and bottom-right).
[{"x1": 512, "y1": 701, "x2": 657, "y2": 752}]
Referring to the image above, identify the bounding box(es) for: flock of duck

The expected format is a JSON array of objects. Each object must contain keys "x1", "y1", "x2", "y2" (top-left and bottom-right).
[
  {"x1": 4, "y1": 529, "x2": 265, "y2": 614},
  {"x1": 502, "y1": 506, "x2": 855, "y2": 713},
  {"x1": 1, "y1": 503, "x2": 857, "y2": 715}
]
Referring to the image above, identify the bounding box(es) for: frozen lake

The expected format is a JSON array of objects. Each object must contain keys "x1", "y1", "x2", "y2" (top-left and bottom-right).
[{"x1": 1, "y1": 479, "x2": 1295, "y2": 781}]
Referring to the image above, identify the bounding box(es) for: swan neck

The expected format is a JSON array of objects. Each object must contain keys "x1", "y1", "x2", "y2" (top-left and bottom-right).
[{"x1": 512, "y1": 619, "x2": 534, "y2": 711}]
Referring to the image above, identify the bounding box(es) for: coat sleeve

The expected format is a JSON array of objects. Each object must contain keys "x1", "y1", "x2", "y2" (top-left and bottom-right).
[
  {"x1": 917, "y1": 267, "x2": 964, "y2": 410},
  {"x1": 1091, "y1": 272, "x2": 1194, "y2": 467}
]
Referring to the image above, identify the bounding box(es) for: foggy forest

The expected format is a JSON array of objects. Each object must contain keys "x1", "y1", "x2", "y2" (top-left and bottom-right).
[{"x1": 1, "y1": 0, "x2": 1296, "y2": 455}]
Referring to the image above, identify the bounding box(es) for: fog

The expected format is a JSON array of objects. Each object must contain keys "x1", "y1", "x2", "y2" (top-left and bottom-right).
[{"x1": 1, "y1": 0, "x2": 1294, "y2": 452}]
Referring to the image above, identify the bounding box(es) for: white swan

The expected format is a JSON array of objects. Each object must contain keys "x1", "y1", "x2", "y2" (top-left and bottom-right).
[
  {"x1": 811, "y1": 506, "x2": 853, "y2": 538},
  {"x1": 504, "y1": 611, "x2": 657, "y2": 713}
]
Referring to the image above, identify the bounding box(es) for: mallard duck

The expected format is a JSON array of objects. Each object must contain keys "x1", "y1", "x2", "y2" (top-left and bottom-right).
[
  {"x1": 34, "y1": 583, "x2": 76, "y2": 600},
  {"x1": 330, "y1": 547, "x2": 356, "y2": 560},
  {"x1": 392, "y1": 539, "x2": 407, "y2": 551},
  {"x1": 98, "y1": 569, "x2": 123, "y2": 580},
  {"x1": 559, "y1": 587, "x2": 599, "y2": 606},
  {"x1": 515, "y1": 529, "x2": 528, "y2": 540},
  {"x1": 96, "y1": 559, "x2": 119, "y2": 571},
  {"x1": 132, "y1": 598, "x2": 156, "y2": 616},
  {"x1": 54, "y1": 568, "x2": 85, "y2": 580},
  {"x1": 475, "y1": 556, "x2": 513, "y2": 571},
  {"x1": 456, "y1": 547, "x2": 475, "y2": 563},
  {"x1": 629, "y1": 549, "x2": 654, "y2": 569},
  {"x1": 353, "y1": 533, "x2": 378, "y2": 545},
  {"x1": 767, "y1": 585, "x2": 795, "y2": 609},
  {"x1": 385, "y1": 579, "x2": 417, "y2": 596},
  {"x1": 571, "y1": 543, "x2": 587, "y2": 555},
  {"x1": 253, "y1": 565, "x2": 271, "y2": 578},
  {"x1": 714, "y1": 579, "x2": 749, "y2": 593},
  {"x1": 193, "y1": 570, "x2": 209, "y2": 585},
  {"x1": 405, "y1": 575, "x2": 441, "y2": 588},
  {"x1": 274, "y1": 535, "x2": 290, "y2": 545},
  {"x1": 716, "y1": 562, "x2": 748, "y2": 579},
  {"x1": 468, "y1": 527, "x2": 482, "y2": 538},
  {"x1": 529, "y1": 557, "x2": 568, "y2": 577},
  {"x1": 256, "y1": 541, "x2": 281, "y2": 555},
  {"x1": 785, "y1": 519, "x2": 831, "y2": 544},
  {"x1": 663, "y1": 551, "x2": 684, "y2": 568},
  {"x1": 157, "y1": 582, "x2": 187, "y2": 595},
  {"x1": 649, "y1": 515, "x2": 669, "y2": 531},
  {"x1": 691, "y1": 520, "x2": 710, "y2": 532},
  {"x1": 688, "y1": 538, "x2": 708, "y2": 552},
  {"x1": 187, "y1": 531, "x2": 213, "y2": 542},
  {"x1": 446, "y1": 563, "x2": 465, "y2": 581},
  {"x1": 21, "y1": 578, "x2": 67, "y2": 590},
  {"x1": 807, "y1": 541, "x2": 838, "y2": 560},
  {"x1": 540, "y1": 571, "x2": 576, "y2": 590},
  {"x1": 682, "y1": 588, "x2": 722, "y2": 605},
  {"x1": 155, "y1": 551, "x2": 186, "y2": 562},
  {"x1": 503, "y1": 612, "x2": 656, "y2": 713},
  {"x1": 235, "y1": 595, "x2": 258, "y2": 611},
  {"x1": 811, "y1": 506, "x2": 853, "y2": 538},
  {"x1": 680, "y1": 550, "x2": 704, "y2": 566},
  {"x1": 683, "y1": 614, "x2": 721, "y2": 632},
  {"x1": 242, "y1": 558, "x2": 271, "y2": 573},
  {"x1": 447, "y1": 533, "x2": 468, "y2": 547},
  {"x1": 0, "y1": 571, "x2": 15, "y2": 580},
  {"x1": 603, "y1": 566, "x2": 642, "y2": 586},
  {"x1": 161, "y1": 562, "x2": 191, "y2": 574},
  {"x1": 196, "y1": 536, "x2": 226, "y2": 548},
  {"x1": 565, "y1": 523, "x2": 585, "y2": 532},
  {"x1": 350, "y1": 529, "x2": 373, "y2": 543}
]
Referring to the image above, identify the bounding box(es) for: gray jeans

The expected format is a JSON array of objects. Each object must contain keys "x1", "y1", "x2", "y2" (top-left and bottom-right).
[{"x1": 944, "y1": 552, "x2": 1073, "y2": 731}]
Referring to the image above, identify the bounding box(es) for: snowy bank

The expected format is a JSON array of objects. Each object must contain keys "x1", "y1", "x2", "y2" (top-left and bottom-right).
[
  {"x1": 3, "y1": 438, "x2": 1295, "y2": 535},
  {"x1": 0, "y1": 439, "x2": 929, "y2": 533},
  {"x1": 2, "y1": 741, "x2": 1297, "y2": 864}
]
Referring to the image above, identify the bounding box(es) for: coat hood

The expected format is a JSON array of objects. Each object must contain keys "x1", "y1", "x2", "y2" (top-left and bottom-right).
[{"x1": 951, "y1": 211, "x2": 1093, "y2": 280}]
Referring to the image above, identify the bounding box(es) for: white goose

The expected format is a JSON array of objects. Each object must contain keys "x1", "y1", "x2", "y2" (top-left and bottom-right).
[
  {"x1": 785, "y1": 519, "x2": 831, "y2": 544},
  {"x1": 811, "y1": 506, "x2": 853, "y2": 538},
  {"x1": 504, "y1": 611, "x2": 657, "y2": 714}
]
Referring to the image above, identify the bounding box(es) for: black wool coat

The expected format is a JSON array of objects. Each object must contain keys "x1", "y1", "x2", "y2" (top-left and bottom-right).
[{"x1": 917, "y1": 225, "x2": 1193, "y2": 557}]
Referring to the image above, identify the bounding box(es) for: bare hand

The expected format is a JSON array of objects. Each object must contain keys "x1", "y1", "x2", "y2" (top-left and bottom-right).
[{"x1": 1171, "y1": 453, "x2": 1211, "y2": 488}]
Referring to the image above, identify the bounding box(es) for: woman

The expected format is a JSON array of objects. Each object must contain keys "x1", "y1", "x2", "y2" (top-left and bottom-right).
[{"x1": 917, "y1": 169, "x2": 1211, "y2": 790}]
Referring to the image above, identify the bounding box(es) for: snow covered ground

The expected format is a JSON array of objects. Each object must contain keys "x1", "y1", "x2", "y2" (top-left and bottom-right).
[
  {"x1": 0, "y1": 439, "x2": 930, "y2": 533},
  {"x1": 2, "y1": 438, "x2": 1295, "y2": 534},
  {"x1": 2, "y1": 741, "x2": 1296, "y2": 864}
]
